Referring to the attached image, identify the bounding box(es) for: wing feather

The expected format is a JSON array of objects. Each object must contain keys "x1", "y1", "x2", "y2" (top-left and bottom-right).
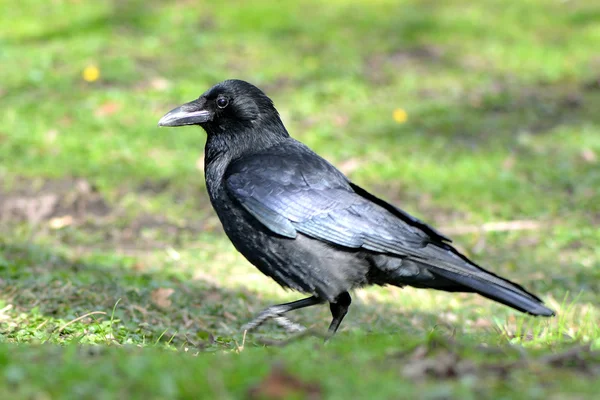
[{"x1": 225, "y1": 147, "x2": 431, "y2": 253}]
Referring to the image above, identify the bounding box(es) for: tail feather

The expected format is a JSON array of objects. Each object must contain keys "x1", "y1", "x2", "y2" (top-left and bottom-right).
[
  {"x1": 411, "y1": 243, "x2": 555, "y2": 316},
  {"x1": 430, "y1": 267, "x2": 555, "y2": 316}
]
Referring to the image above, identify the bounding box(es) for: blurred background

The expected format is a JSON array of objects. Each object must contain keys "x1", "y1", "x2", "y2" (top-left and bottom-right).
[{"x1": 0, "y1": 0, "x2": 599, "y2": 397}]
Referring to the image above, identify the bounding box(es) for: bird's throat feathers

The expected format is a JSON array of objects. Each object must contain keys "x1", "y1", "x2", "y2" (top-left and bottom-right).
[{"x1": 204, "y1": 115, "x2": 290, "y2": 166}]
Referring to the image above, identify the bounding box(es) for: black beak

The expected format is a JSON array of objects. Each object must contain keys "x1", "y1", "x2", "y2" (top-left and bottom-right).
[{"x1": 158, "y1": 99, "x2": 213, "y2": 127}]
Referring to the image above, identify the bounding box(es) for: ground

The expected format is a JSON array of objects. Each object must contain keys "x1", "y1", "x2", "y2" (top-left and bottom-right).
[{"x1": 1, "y1": 0, "x2": 599, "y2": 398}]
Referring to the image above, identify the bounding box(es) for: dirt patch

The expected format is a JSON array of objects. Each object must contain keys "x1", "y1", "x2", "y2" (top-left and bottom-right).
[
  {"x1": 248, "y1": 363, "x2": 322, "y2": 400},
  {"x1": 261, "y1": 77, "x2": 300, "y2": 94},
  {"x1": 395, "y1": 338, "x2": 600, "y2": 381},
  {"x1": 0, "y1": 178, "x2": 110, "y2": 225},
  {"x1": 584, "y1": 76, "x2": 600, "y2": 91},
  {"x1": 365, "y1": 45, "x2": 445, "y2": 85},
  {"x1": 0, "y1": 177, "x2": 212, "y2": 251}
]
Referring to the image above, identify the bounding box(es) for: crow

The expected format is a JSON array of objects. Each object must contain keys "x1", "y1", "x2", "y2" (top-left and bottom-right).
[{"x1": 158, "y1": 79, "x2": 554, "y2": 336}]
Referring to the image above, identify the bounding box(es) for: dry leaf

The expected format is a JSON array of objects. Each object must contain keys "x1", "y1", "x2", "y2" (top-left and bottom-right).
[
  {"x1": 581, "y1": 148, "x2": 597, "y2": 163},
  {"x1": 49, "y1": 215, "x2": 73, "y2": 229},
  {"x1": 332, "y1": 114, "x2": 349, "y2": 127},
  {"x1": 472, "y1": 318, "x2": 492, "y2": 328},
  {"x1": 95, "y1": 102, "x2": 120, "y2": 117},
  {"x1": 151, "y1": 288, "x2": 175, "y2": 309},
  {"x1": 502, "y1": 154, "x2": 516, "y2": 170},
  {"x1": 132, "y1": 262, "x2": 146, "y2": 272},
  {"x1": 150, "y1": 77, "x2": 170, "y2": 91},
  {"x1": 223, "y1": 311, "x2": 237, "y2": 321},
  {"x1": 248, "y1": 364, "x2": 321, "y2": 400},
  {"x1": 403, "y1": 350, "x2": 475, "y2": 380},
  {"x1": 338, "y1": 158, "x2": 361, "y2": 175}
]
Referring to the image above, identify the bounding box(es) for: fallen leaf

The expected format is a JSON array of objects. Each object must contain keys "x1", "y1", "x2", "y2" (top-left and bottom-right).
[
  {"x1": 151, "y1": 288, "x2": 175, "y2": 309},
  {"x1": 402, "y1": 350, "x2": 475, "y2": 380},
  {"x1": 248, "y1": 364, "x2": 322, "y2": 400},
  {"x1": 332, "y1": 114, "x2": 349, "y2": 127},
  {"x1": 472, "y1": 318, "x2": 492, "y2": 328},
  {"x1": 581, "y1": 148, "x2": 597, "y2": 163},
  {"x1": 132, "y1": 262, "x2": 146, "y2": 272},
  {"x1": 502, "y1": 154, "x2": 516, "y2": 170},
  {"x1": 223, "y1": 311, "x2": 237, "y2": 321},
  {"x1": 95, "y1": 102, "x2": 120, "y2": 117},
  {"x1": 48, "y1": 215, "x2": 73, "y2": 229},
  {"x1": 338, "y1": 158, "x2": 362, "y2": 175},
  {"x1": 151, "y1": 77, "x2": 171, "y2": 91}
]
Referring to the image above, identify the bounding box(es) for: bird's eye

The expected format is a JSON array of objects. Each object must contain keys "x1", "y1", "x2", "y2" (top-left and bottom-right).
[{"x1": 217, "y1": 97, "x2": 229, "y2": 109}]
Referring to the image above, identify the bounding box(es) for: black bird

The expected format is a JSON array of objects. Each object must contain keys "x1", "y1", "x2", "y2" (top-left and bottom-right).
[{"x1": 158, "y1": 79, "x2": 554, "y2": 335}]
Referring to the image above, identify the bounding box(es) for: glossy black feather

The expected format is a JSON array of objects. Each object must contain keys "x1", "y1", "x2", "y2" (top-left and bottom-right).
[{"x1": 226, "y1": 141, "x2": 431, "y2": 251}]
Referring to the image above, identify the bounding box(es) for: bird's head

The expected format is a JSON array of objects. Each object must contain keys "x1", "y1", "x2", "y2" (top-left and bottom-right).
[{"x1": 158, "y1": 79, "x2": 288, "y2": 140}]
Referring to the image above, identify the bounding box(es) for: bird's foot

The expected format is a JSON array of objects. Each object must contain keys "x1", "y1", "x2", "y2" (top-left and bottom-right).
[
  {"x1": 273, "y1": 316, "x2": 306, "y2": 333},
  {"x1": 242, "y1": 308, "x2": 306, "y2": 333}
]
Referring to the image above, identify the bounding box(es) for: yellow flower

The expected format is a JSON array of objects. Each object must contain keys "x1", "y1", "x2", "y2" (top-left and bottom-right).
[
  {"x1": 82, "y1": 65, "x2": 100, "y2": 82},
  {"x1": 392, "y1": 108, "x2": 408, "y2": 124}
]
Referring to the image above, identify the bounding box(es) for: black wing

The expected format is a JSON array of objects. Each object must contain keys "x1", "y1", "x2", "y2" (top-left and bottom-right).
[
  {"x1": 225, "y1": 140, "x2": 438, "y2": 254},
  {"x1": 348, "y1": 182, "x2": 451, "y2": 243}
]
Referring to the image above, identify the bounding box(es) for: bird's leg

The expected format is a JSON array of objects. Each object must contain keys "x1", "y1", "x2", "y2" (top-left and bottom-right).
[
  {"x1": 243, "y1": 296, "x2": 324, "y2": 333},
  {"x1": 327, "y1": 292, "x2": 352, "y2": 337}
]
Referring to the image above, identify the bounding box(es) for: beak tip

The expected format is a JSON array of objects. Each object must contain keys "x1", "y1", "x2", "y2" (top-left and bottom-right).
[
  {"x1": 158, "y1": 101, "x2": 212, "y2": 127},
  {"x1": 157, "y1": 114, "x2": 175, "y2": 127}
]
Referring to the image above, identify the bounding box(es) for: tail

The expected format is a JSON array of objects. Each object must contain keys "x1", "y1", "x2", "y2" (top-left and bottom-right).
[
  {"x1": 420, "y1": 245, "x2": 555, "y2": 317},
  {"x1": 430, "y1": 267, "x2": 555, "y2": 316}
]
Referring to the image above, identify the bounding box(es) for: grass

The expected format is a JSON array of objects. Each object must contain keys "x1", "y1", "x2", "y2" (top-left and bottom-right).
[{"x1": 1, "y1": 0, "x2": 599, "y2": 398}]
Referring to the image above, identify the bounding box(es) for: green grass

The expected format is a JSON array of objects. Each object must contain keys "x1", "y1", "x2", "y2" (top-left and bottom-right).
[{"x1": 1, "y1": 0, "x2": 599, "y2": 398}]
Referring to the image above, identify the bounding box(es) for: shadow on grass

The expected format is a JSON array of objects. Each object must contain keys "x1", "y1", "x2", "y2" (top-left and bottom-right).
[
  {"x1": 0, "y1": 240, "x2": 456, "y2": 349},
  {"x1": 370, "y1": 80, "x2": 600, "y2": 149}
]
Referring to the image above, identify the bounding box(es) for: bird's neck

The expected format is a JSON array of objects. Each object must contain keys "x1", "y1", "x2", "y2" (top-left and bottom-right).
[
  {"x1": 203, "y1": 125, "x2": 289, "y2": 196},
  {"x1": 204, "y1": 135, "x2": 231, "y2": 200}
]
